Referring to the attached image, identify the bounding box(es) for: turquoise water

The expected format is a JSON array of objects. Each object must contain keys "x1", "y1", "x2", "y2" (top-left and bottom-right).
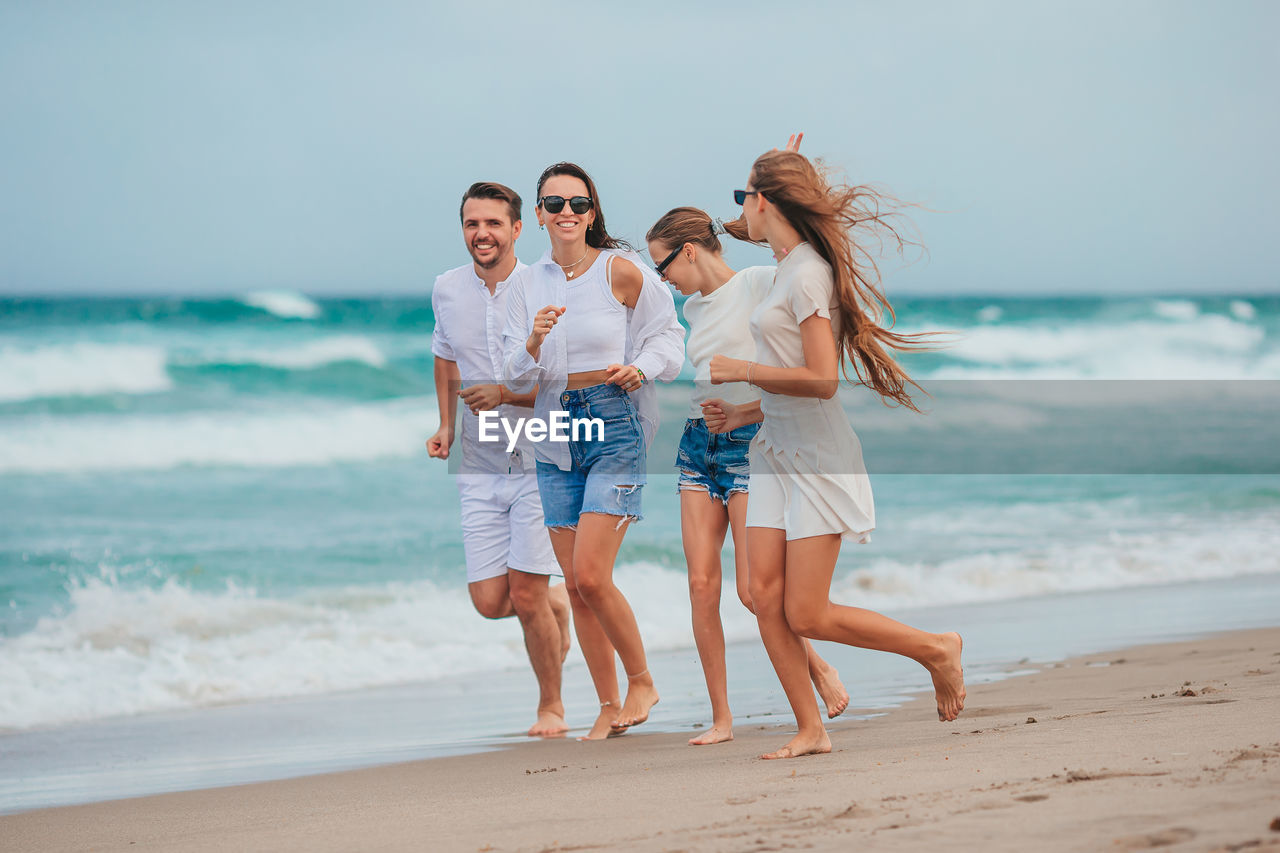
[{"x1": 2, "y1": 291, "x2": 1279, "y2": 733}]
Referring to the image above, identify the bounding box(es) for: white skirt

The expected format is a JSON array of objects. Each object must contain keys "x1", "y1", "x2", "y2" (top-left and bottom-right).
[{"x1": 745, "y1": 436, "x2": 875, "y2": 543}]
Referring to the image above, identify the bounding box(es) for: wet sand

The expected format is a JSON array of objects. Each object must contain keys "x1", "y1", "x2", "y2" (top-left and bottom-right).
[{"x1": 5, "y1": 627, "x2": 1279, "y2": 852}]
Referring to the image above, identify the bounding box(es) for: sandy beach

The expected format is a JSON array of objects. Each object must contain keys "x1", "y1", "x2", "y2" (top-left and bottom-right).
[{"x1": 5, "y1": 626, "x2": 1278, "y2": 853}]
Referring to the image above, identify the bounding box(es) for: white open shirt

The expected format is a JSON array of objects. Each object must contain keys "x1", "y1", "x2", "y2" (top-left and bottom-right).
[{"x1": 502, "y1": 248, "x2": 685, "y2": 471}]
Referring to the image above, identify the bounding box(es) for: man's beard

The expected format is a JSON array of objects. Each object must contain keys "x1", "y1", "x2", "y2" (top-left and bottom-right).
[{"x1": 470, "y1": 242, "x2": 507, "y2": 270}]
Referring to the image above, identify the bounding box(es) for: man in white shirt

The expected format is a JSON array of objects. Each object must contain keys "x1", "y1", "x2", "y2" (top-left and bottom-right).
[{"x1": 426, "y1": 181, "x2": 570, "y2": 737}]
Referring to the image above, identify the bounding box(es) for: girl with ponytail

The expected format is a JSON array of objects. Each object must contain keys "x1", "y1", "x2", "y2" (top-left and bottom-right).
[
  {"x1": 646, "y1": 201, "x2": 849, "y2": 746},
  {"x1": 710, "y1": 144, "x2": 966, "y2": 760}
]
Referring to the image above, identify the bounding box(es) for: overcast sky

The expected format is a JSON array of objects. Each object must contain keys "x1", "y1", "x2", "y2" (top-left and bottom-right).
[{"x1": 1, "y1": 1, "x2": 1277, "y2": 296}]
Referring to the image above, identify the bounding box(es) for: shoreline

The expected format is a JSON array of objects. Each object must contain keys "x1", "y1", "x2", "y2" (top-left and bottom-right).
[
  {"x1": 3, "y1": 573, "x2": 1280, "y2": 818},
  {"x1": 4, "y1": 626, "x2": 1279, "y2": 852}
]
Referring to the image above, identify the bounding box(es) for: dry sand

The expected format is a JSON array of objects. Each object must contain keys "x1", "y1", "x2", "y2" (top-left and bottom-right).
[{"x1": 5, "y1": 627, "x2": 1279, "y2": 853}]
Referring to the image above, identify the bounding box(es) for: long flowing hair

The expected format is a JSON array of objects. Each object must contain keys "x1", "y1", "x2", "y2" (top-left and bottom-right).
[
  {"x1": 726, "y1": 150, "x2": 932, "y2": 410},
  {"x1": 536, "y1": 162, "x2": 632, "y2": 251}
]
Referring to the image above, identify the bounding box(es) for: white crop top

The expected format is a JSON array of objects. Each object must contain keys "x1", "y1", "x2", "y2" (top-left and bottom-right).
[{"x1": 560, "y1": 253, "x2": 628, "y2": 371}]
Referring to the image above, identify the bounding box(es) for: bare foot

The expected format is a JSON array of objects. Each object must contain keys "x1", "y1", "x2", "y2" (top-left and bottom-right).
[
  {"x1": 528, "y1": 708, "x2": 569, "y2": 738},
  {"x1": 612, "y1": 671, "x2": 660, "y2": 729},
  {"x1": 811, "y1": 662, "x2": 850, "y2": 719},
  {"x1": 548, "y1": 583, "x2": 571, "y2": 663},
  {"x1": 577, "y1": 702, "x2": 626, "y2": 741},
  {"x1": 688, "y1": 724, "x2": 734, "y2": 746},
  {"x1": 761, "y1": 730, "x2": 831, "y2": 760},
  {"x1": 929, "y1": 632, "x2": 966, "y2": 722}
]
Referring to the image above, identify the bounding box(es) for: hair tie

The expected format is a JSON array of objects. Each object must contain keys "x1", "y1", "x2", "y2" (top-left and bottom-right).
[{"x1": 709, "y1": 217, "x2": 727, "y2": 237}]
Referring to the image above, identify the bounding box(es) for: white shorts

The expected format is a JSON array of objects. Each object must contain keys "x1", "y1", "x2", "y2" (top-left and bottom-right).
[{"x1": 456, "y1": 472, "x2": 560, "y2": 583}]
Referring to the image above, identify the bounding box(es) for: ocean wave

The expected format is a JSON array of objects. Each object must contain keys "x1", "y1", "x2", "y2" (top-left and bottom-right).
[
  {"x1": 190, "y1": 335, "x2": 389, "y2": 370},
  {"x1": 0, "y1": 343, "x2": 172, "y2": 403},
  {"x1": 1152, "y1": 299, "x2": 1200, "y2": 321},
  {"x1": 1230, "y1": 300, "x2": 1258, "y2": 321},
  {"x1": 912, "y1": 314, "x2": 1275, "y2": 379},
  {"x1": 0, "y1": 336, "x2": 401, "y2": 407},
  {"x1": 0, "y1": 562, "x2": 706, "y2": 730},
  {"x1": 240, "y1": 290, "x2": 321, "y2": 320},
  {"x1": 834, "y1": 515, "x2": 1280, "y2": 611},
  {"x1": 2, "y1": 521, "x2": 1276, "y2": 729},
  {"x1": 0, "y1": 577, "x2": 527, "y2": 729},
  {"x1": 0, "y1": 400, "x2": 435, "y2": 473}
]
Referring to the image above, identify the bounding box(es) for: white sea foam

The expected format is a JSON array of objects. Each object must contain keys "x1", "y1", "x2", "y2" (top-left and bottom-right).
[
  {"x1": 915, "y1": 315, "x2": 1273, "y2": 379},
  {"x1": 0, "y1": 578, "x2": 526, "y2": 729},
  {"x1": 1152, "y1": 299, "x2": 1200, "y2": 321},
  {"x1": 1230, "y1": 300, "x2": 1258, "y2": 321},
  {"x1": 0, "y1": 343, "x2": 172, "y2": 403},
  {"x1": 975, "y1": 305, "x2": 1004, "y2": 323},
  {"x1": 0, "y1": 562, "x2": 723, "y2": 730},
  {"x1": 2, "y1": 521, "x2": 1276, "y2": 730},
  {"x1": 833, "y1": 515, "x2": 1280, "y2": 612},
  {"x1": 0, "y1": 400, "x2": 434, "y2": 473},
  {"x1": 205, "y1": 335, "x2": 388, "y2": 369},
  {"x1": 0, "y1": 335, "x2": 394, "y2": 407},
  {"x1": 241, "y1": 290, "x2": 321, "y2": 320}
]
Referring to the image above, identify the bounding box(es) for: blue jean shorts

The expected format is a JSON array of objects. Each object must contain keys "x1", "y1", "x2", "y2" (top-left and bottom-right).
[
  {"x1": 676, "y1": 417, "x2": 758, "y2": 504},
  {"x1": 535, "y1": 383, "x2": 646, "y2": 527}
]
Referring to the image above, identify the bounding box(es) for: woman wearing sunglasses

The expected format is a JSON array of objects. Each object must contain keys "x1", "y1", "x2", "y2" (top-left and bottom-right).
[
  {"x1": 503, "y1": 162, "x2": 684, "y2": 740},
  {"x1": 710, "y1": 148, "x2": 965, "y2": 760},
  {"x1": 645, "y1": 205, "x2": 850, "y2": 746}
]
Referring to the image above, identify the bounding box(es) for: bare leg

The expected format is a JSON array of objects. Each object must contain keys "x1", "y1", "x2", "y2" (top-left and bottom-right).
[
  {"x1": 548, "y1": 582, "x2": 571, "y2": 662},
  {"x1": 467, "y1": 574, "x2": 514, "y2": 620},
  {"x1": 548, "y1": 527, "x2": 620, "y2": 740},
  {"x1": 507, "y1": 569, "x2": 568, "y2": 737},
  {"x1": 726, "y1": 495, "x2": 847, "y2": 719},
  {"x1": 781, "y1": 536, "x2": 966, "y2": 722},
  {"x1": 747, "y1": 526, "x2": 831, "y2": 760},
  {"x1": 680, "y1": 490, "x2": 733, "y2": 745},
  {"x1": 571, "y1": 513, "x2": 659, "y2": 730}
]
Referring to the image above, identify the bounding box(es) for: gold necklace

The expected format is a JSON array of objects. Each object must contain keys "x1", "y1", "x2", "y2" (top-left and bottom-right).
[{"x1": 555, "y1": 249, "x2": 590, "y2": 279}]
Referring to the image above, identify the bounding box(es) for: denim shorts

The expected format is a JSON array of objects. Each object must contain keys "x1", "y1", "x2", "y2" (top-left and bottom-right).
[
  {"x1": 535, "y1": 383, "x2": 645, "y2": 527},
  {"x1": 676, "y1": 417, "x2": 758, "y2": 504}
]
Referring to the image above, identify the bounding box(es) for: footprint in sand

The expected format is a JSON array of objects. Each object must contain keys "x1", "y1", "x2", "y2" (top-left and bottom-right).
[
  {"x1": 834, "y1": 802, "x2": 877, "y2": 819},
  {"x1": 1113, "y1": 827, "x2": 1196, "y2": 849}
]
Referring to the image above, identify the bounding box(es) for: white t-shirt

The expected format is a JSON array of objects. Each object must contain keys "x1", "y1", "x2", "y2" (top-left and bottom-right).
[
  {"x1": 749, "y1": 242, "x2": 852, "y2": 460},
  {"x1": 682, "y1": 266, "x2": 774, "y2": 419},
  {"x1": 746, "y1": 242, "x2": 873, "y2": 543},
  {"x1": 431, "y1": 261, "x2": 535, "y2": 474}
]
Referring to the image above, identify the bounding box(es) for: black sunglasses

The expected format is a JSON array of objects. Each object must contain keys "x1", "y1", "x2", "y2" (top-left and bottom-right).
[
  {"x1": 733, "y1": 189, "x2": 760, "y2": 205},
  {"x1": 539, "y1": 195, "x2": 592, "y2": 214},
  {"x1": 654, "y1": 245, "x2": 683, "y2": 276}
]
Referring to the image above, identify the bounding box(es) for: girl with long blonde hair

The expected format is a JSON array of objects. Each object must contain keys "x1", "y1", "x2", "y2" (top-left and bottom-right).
[
  {"x1": 710, "y1": 148, "x2": 965, "y2": 759},
  {"x1": 646, "y1": 203, "x2": 850, "y2": 746}
]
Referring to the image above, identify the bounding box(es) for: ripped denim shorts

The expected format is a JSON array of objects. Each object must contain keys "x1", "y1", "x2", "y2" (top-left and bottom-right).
[
  {"x1": 535, "y1": 383, "x2": 645, "y2": 527},
  {"x1": 676, "y1": 417, "x2": 757, "y2": 504}
]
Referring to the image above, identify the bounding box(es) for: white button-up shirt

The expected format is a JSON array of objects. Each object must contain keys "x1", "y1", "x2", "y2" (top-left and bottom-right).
[
  {"x1": 431, "y1": 261, "x2": 535, "y2": 473},
  {"x1": 502, "y1": 248, "x2": 686, "y2": 471}
]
